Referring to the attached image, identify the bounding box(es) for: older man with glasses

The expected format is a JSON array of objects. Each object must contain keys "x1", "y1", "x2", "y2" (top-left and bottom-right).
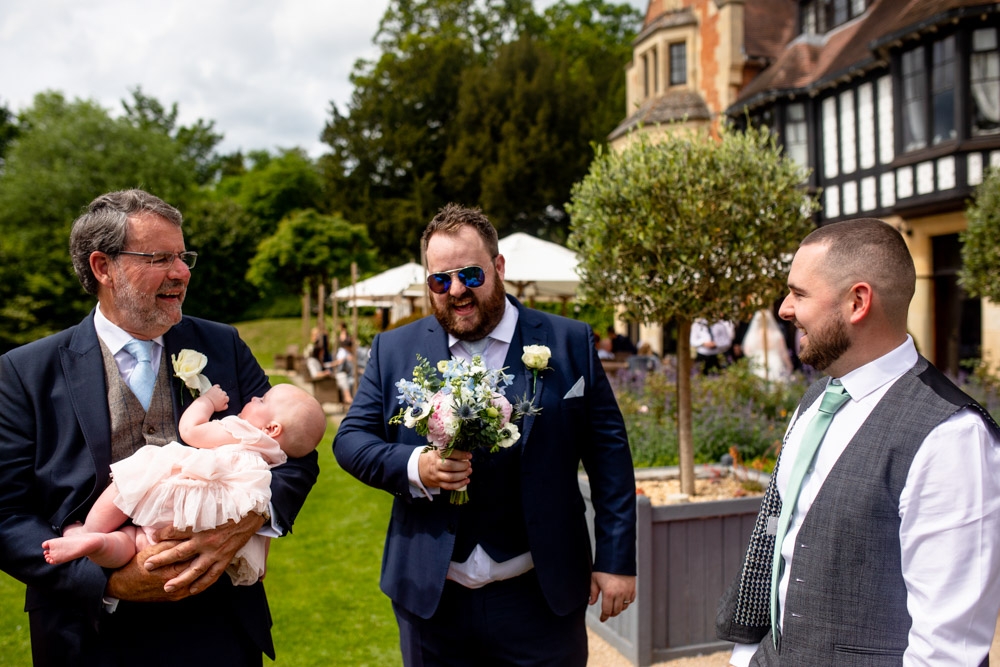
[
  {"x1": 335, "y1": 203, "x2": 637, "y2": 667},
  {"x1": 0, "y1": 189, "x2": 319, "y2": 666}
]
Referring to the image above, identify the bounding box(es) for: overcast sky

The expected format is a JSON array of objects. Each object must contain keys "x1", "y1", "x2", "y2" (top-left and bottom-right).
[{"x1": 0, "y1": 1, "x2": 645, "y2": 159}]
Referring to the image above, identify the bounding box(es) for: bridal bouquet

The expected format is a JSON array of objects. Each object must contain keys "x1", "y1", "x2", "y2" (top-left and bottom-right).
[{"x1": 390, "y1": 354, "x2": 539, "y2": 504}]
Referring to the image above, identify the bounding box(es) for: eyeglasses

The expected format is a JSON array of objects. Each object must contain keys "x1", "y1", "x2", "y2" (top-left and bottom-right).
[
  {"x1": 426, "y1": 265, "x2": 487, "y2": 294},
  {"x1": 117, "y1": 251, "x2": 198, "y2": 269}
]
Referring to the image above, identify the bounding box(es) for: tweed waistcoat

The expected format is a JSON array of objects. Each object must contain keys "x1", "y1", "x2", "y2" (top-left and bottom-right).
[
  {"x1": 100, "y1": 341, "x2": 178, "y2": 464},
  {"x1": 719, "y1": 356, "x2": 999, "y2": 665}
]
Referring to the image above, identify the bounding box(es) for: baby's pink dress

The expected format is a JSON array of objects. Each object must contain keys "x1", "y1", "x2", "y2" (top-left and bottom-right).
[{"x1": 110, "y1": 416, "x2": 287, "y2": 585}]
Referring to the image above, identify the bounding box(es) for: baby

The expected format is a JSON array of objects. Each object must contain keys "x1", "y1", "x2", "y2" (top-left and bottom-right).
[{"x1": 42, "y1": 383, "x2": 326, "y2": 586}]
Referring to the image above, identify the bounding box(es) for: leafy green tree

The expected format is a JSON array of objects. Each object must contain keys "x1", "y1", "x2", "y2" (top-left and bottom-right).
[
  {"x1": 321, "y1": 0, "x2": 641, "y2": 260},
  {"x1": 441, "y1": 0, "x2": 640, "y2": 242},
  {"x1": 0, "y1": 99, "x2": 17, "y2": 170},
  {"x1": 246, "y1": 210, "x2": 377, "y2": 338},
  {"x1": 567, "y1": 124, "x2": 817, "y2": 494},
  {"x1": 443, "y1": 37, "x2": 589, "y2": 238},
  {"x1": 960, "y1": 167, "x2": 1000, "y2": 304},
  {"x1": 537, "y1": 0, "x2": 641, "y2": 152},
  {"x1": 181, "y1": 197, "x2": 270, "y2": 323},
  {"x1": 0, "y1": 91, "x2": 217, "y2": 352},
  {"x1": 122, "y1": 87, "x2": 224, "y2": 186},
  {"x1": 218, "y1": 148, "x2": 324, "y2": 232},
  {"x1": 321, "y1": 13, "x2": 476, "y2": 262}
]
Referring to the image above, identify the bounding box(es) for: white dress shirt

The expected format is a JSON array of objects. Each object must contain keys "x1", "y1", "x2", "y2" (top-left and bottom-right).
[
  {"x1": 732, "y1": 336, "x2": 1000, "y2": 666},
  {"x1": 405, "y1": 298, "x2": 534, "y2": 587},
  {"x1": 94, "y1": 304, "x2": 165, "y2": 382},
  {"x1": 690, "y1": 319, "x2": 735, "y2": 356}
]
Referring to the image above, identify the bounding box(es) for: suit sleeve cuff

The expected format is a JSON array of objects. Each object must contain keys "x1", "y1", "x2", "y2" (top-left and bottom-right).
[
  {"x1": 257, "y1": 503, "x2": 281, "y2": 537},
  {"x1": 407, "y1": 447, "x2": 438, "y2": 500}
]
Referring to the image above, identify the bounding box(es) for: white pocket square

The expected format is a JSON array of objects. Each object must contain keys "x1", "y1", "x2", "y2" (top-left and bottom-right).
[{"x1": 563, "y1": 376, "x2": 585, "y2": 399}]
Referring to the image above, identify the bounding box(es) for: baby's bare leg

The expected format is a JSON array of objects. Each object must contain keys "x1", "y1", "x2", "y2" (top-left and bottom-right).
[
  {"x1": 43, "y1": 525, "x2": 139, "y2": 568},
  {"x1": 80, "y1": 483, "x2": 130, "y2": 534}
]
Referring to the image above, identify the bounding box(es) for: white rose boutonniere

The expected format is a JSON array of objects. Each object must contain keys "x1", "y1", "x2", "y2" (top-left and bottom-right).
[
  {"x1": 521, "y1": 344, "x2": 552, "y2": 393},
  {"x1": 171, "y1": 349, "x2": 212, "y2": 399}
]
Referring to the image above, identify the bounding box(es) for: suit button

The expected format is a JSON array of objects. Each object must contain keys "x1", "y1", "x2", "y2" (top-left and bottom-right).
[{"x1": 146, "y1": 427, "x2": 156, "y2": 434}]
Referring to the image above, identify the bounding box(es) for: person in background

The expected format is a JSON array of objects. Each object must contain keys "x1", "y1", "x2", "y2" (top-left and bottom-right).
[
  {"x1": 594, "y1": 330, "x2": 615, "y2": 360},
  {"x1": 306, "y1": 326, "x2": 331, "y2": 367},
  {"x1": 606, "y1": 325, "x2": 637, "y2": 355},
  {"x1": 717, "y1": 218, "x2": 1000, "y2": 665},
  {"x1": 740, "y1": 310, "x2": 793, "y2": 383},
  {"x1": 334, "y1": 203, "x2": 636, "y2": 666},
  {"x1": 690, "y1": 319, "x2": 735, "y2": 375},
  {"x1": 628, "y1": 340, "x2": 662, "y2": 374},
  {"x1": 330, "y1": 337, "x2": 355, "y2": 405},
  {"x1": 0, "y1": 189, "x2": 319, "y2": 666}
]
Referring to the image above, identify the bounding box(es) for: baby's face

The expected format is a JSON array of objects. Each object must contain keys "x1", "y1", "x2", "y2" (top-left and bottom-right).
[{"x1": 240, "y1": 385, "x2": 296, "y2": 429}]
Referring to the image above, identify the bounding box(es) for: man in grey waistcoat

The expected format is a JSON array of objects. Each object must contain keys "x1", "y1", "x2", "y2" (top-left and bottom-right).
[{"x1": 717, "y1": 218, "x2": 1000, "y2": 665}]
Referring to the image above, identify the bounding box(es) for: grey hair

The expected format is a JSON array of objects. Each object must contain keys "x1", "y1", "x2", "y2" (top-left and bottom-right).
[{"x1": 69, "y1": 189, "x2": 183, "y2": 295}]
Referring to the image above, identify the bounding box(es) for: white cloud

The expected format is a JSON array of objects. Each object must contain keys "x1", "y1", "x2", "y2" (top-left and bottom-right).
[{"x1": 0, "y1": 0, "x2": 644, "y2": 159}]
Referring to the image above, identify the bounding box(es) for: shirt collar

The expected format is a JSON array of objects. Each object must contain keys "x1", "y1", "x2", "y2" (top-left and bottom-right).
[
  {"x1": 94, "y1": 302, "x2": 165, "y2": 354},
  {"x1": 447, "y1": 295, "x2": 518, "y2": 351},
  {"x1": 837, "y1": 335, "x2": 918, "y2": 402}
]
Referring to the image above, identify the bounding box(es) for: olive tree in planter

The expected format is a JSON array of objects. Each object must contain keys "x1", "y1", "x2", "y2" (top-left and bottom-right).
[{"x1": 567, "y1": 122, "x2": 816, "y2": 496}]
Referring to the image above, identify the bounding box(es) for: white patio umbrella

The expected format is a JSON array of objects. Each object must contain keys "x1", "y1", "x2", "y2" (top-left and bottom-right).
[
  {"x1": 334, "y1": 262, "x2": 426, "y2": 307},
  {"x1": 497, "y1": 232, "x2": 580, "y2": 299}
]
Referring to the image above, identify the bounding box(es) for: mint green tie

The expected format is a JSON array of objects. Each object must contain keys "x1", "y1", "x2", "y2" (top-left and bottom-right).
[{"x1": 770, "y1": 381, "x2": 851, "y2": 643}]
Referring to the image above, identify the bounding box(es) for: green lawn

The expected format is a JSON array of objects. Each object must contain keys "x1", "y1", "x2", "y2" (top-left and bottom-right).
[
  {"x1": 234, "y1": 317, "x2": 304, "y2": 370},
  {"x1": 0, "y1": 429, "x2": 402, "y2": 666}
]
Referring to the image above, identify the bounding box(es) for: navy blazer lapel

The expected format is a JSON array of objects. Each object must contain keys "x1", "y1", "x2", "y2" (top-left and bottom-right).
[
  {"x1": 508, "y1": 300, "x2": 548, "y2": 445},
  {"x1": 62, "y1": 312, "x2": 113, "y2": 475},
  {"x1": 419, "y1": 316, "x2": 453, "y2": 366},
  {"x1": 163, "y1": 318, "x2": 196, "y2": 422}
]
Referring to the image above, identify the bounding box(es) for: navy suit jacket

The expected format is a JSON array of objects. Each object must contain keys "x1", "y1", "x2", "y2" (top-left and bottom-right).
[
  {"x1": 334, "y1": 297, "x2": 636, "y2": 619},
  {"x1": 0, "y1": 311, "x2": 319, "y2": 664}
]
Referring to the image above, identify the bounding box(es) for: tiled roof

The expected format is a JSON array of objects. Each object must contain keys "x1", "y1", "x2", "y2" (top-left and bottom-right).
[
  {"x1": 730, "y1": 0, "x2": 1000, "y2": 112},
  {"x1": 637, "y1": 1, "x2": 798, "y2": 62},
  {"x1": 609, "y1": 89, "x2": 712, "y2": 141},
  {"x1": 634, "y1": 6, "x2": 697, "y2": 44},
  {"x1": 744, "y1": 0, "x2": 799, "y2": 62}
]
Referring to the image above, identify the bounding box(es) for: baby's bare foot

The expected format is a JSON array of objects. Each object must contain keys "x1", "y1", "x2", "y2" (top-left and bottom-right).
[{"x1": 42, "y1": 534, "x2": 104, "y2": 565}]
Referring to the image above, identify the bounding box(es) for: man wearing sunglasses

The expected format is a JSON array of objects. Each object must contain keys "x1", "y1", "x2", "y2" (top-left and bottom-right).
[
  {"x1": 335, "y1": 204, "x2": 636, "y2": 666},
  {"x1": 0, "y1": 189, "x2": 318, "y2": 666}
]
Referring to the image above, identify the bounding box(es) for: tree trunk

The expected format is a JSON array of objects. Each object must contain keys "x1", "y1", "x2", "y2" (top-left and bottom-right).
[
  {"x1": 351, "y1": 262, "x2": 360, "y2": 393},
  {"x1": 331, "y1": 277, "x2": 339, "y2": 353},
  {"x1": 317, "y1": 282, "x2": 326, "y2": 336},
  {"x1": 301, "y1": 286, "x2": 311, "y2": 355},
  {"x1": 676, "y1": 318, "x2": 696, "y2": 496}
]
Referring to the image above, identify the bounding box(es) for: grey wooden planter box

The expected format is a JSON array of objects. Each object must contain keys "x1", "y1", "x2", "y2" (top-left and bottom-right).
[{"x1": 581, "y1": 468, "x2": 764, "y2": 666}]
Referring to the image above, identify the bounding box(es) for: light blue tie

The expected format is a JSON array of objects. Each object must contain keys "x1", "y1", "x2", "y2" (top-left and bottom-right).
[
  {"x1": 770, "y1": 381, "x2": 851, "y2": 643},
  {"x1": 461, "y1": 338, "x2": 489, "y2": 361},
  {"x1": 124, "y1": 339, "x2": 155, "y2": 410}
]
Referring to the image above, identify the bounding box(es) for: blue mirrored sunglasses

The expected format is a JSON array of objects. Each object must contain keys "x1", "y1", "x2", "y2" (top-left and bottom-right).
[{"x1": 426, "y1": 265, "x2": 487, "y2": 294}]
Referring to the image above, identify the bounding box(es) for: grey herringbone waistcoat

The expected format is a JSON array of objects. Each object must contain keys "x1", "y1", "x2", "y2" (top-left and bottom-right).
[
  {"x1": 719, "y1": 356, "x2": 998, "y2": 666},
  {"x1": 99, "y1": 341, "x2": 178, "y2": 463}
]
